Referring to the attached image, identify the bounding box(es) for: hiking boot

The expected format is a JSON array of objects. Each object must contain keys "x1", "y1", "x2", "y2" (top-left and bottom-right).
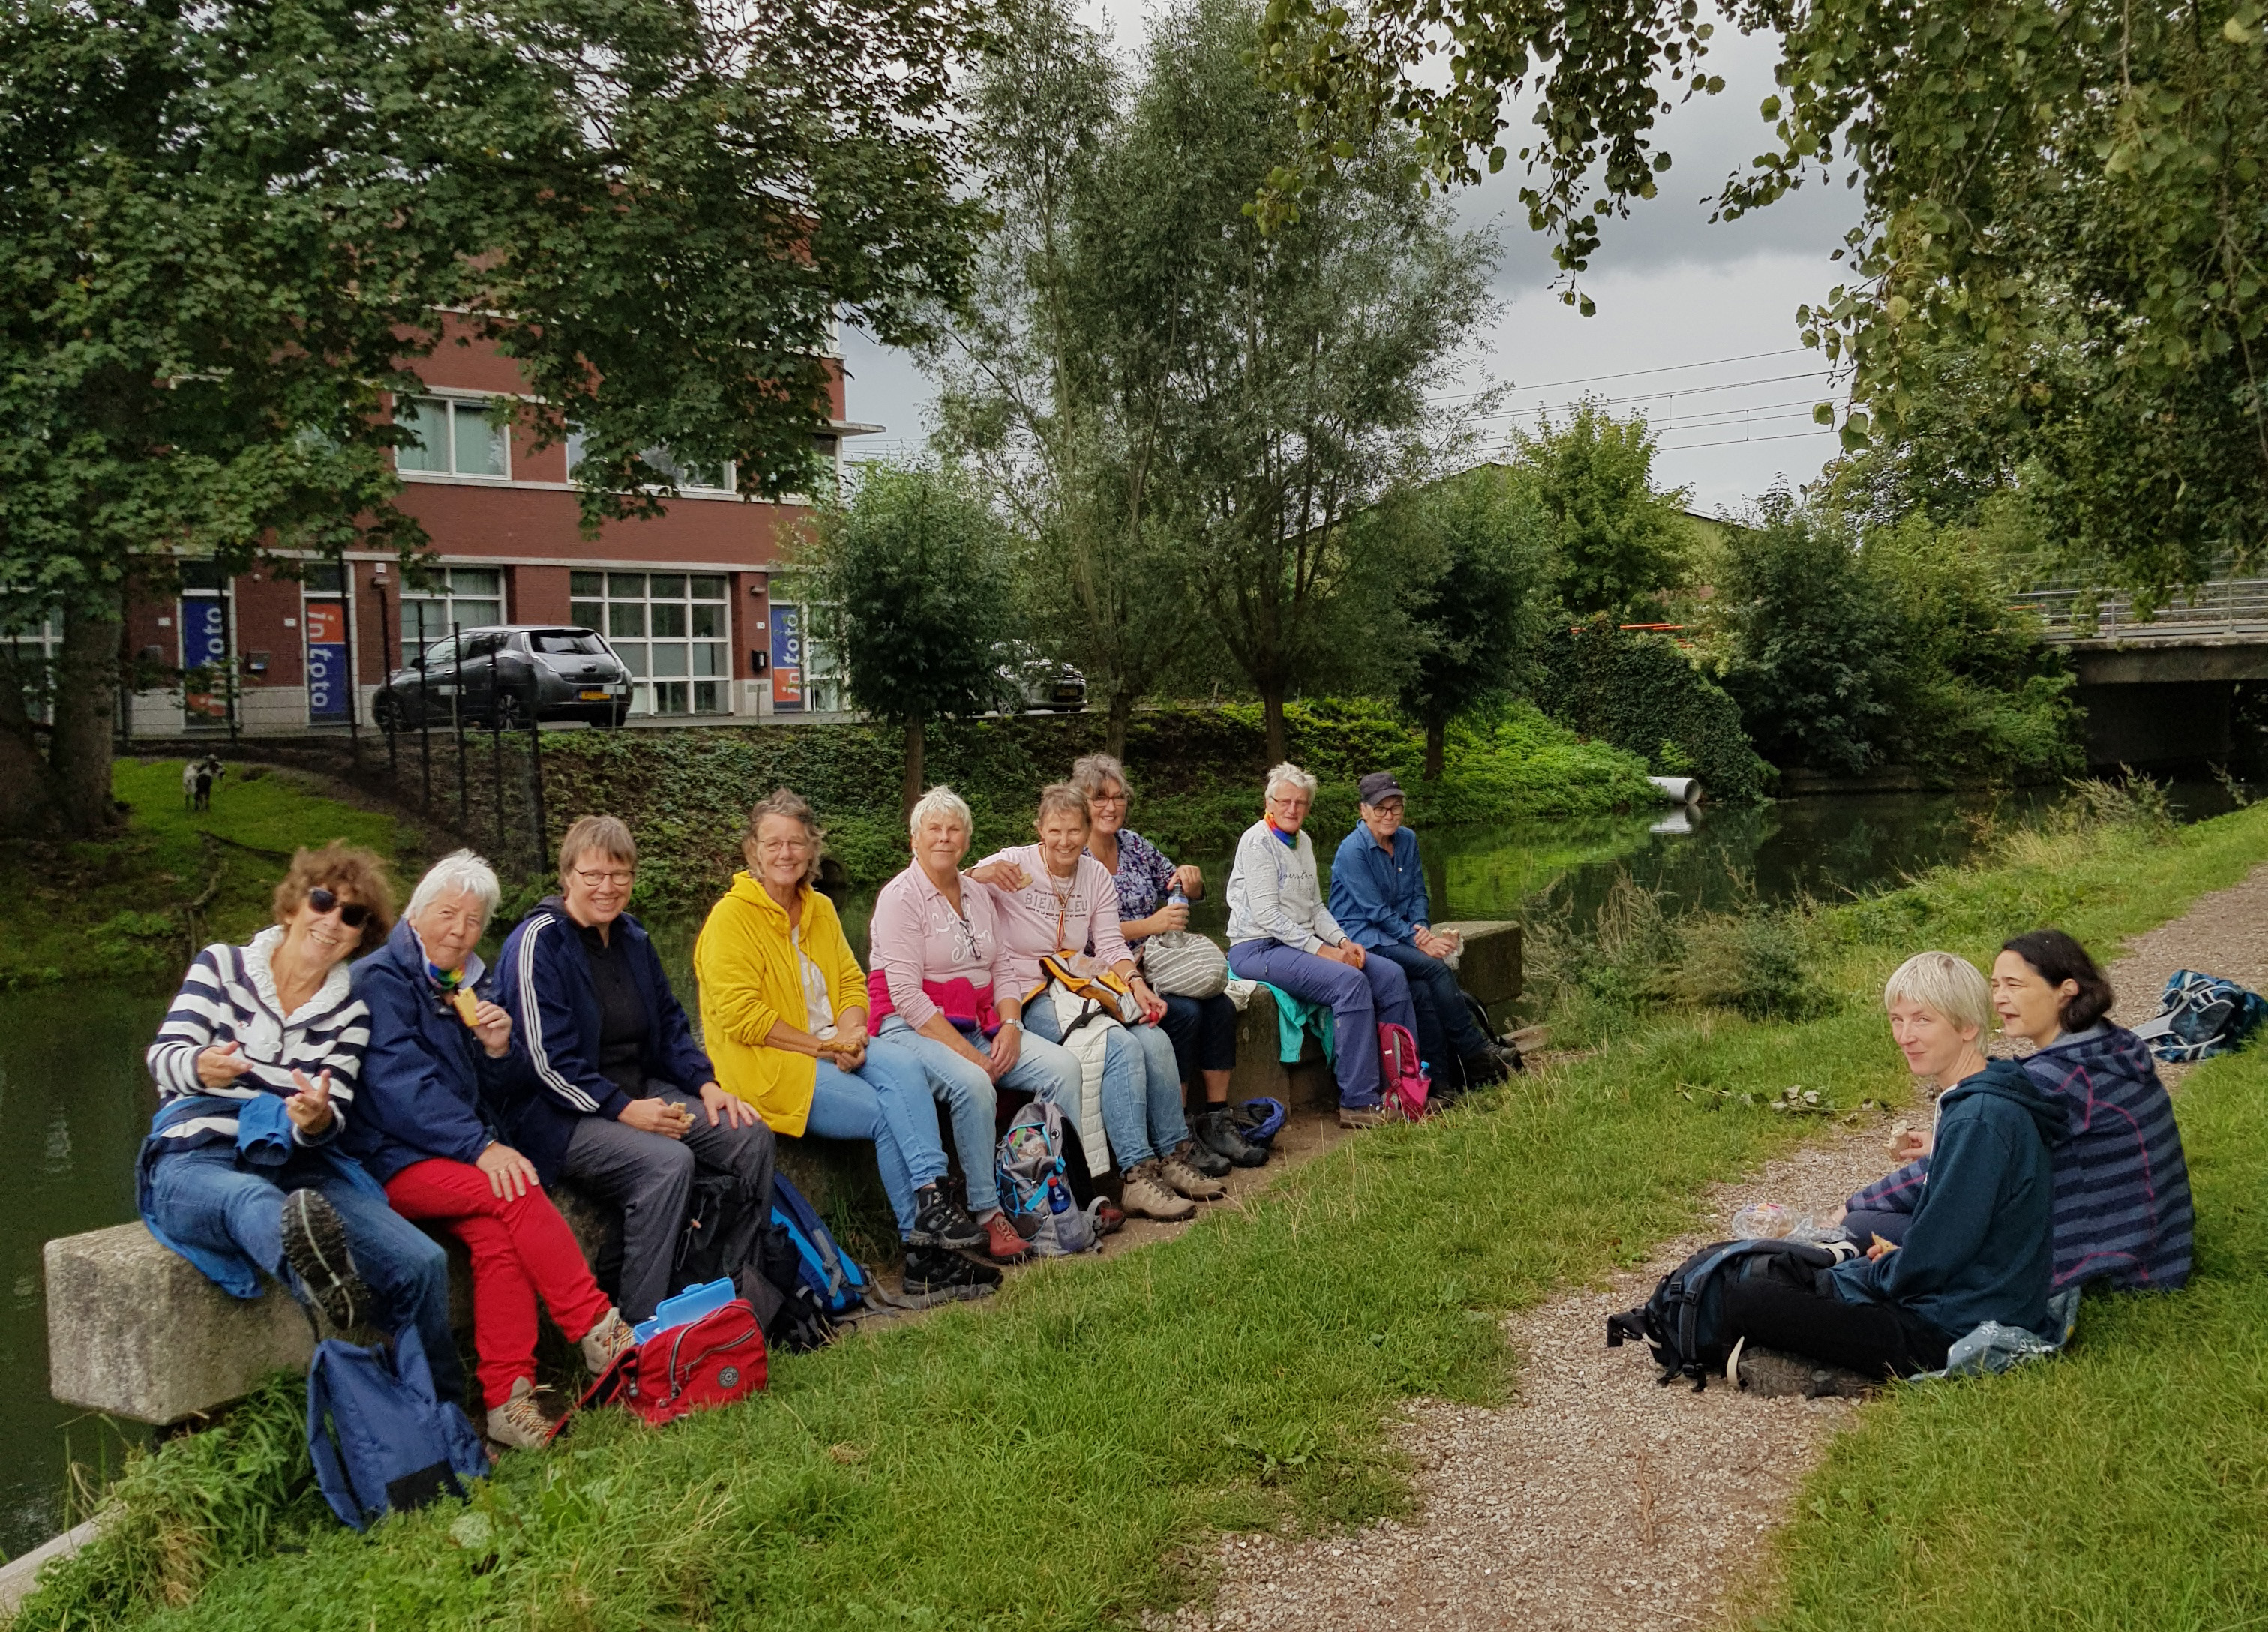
[
  {"x1": 280, "y1": 1187, "x2": 370, "y2": 1330},
  {"x1": 1173, "y1": 1134, "x2": 1232, "y2": 1180},
  {"x1": 577, "y1": 1308, "x2": 634, "y2": 1375},
  {"x1": 484, "y1": 1376, "x2": 554, "y2": 1451},
  {"x1": 900, "y1": 1245, "x2": 1001, "y2": 1305},
  {"x1": 982, "y1": 1210, "x2": 1034, "y2": 1262},
  {"x1": 1159, "y1": 1151, "x2": 1227, "y2": 1200},
  {"x1": 1119, "y1": 1162, "x2": 1196, "y2": 1221},
  {"x1": 1095, "y1": 1198, "x2": 1126, "y2": 1235},
  {"x1": 909, "y1": 1184, "x2": 987, "y2": 1251},
  {"x1": 1196, "y1": 1106, "x2": 1267, "y2": 1168},
  {"x1": 1457, "y1": 1051, "x2": 1509, "y2": 1088},
  {"x1": 1729, "y1": 1340, "x2": 1877, "y2": 1400},
  {"x1": 1337, "y1": 1105, "x2": 1388, "y2": 1130}
]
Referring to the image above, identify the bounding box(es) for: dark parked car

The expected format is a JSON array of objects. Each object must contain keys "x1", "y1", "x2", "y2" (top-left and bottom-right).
[
  {"x1": 992, "y1": 642, "x2": 1086, "y2": 714},
  {"x1": 374, "y1": 626, "x2": 631, "y2": 730}
]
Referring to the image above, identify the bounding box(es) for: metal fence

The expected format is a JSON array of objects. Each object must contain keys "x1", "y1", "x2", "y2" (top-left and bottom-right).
[{"x1": 2013, "y1": 580, "x2": 2268, "y2": 644}]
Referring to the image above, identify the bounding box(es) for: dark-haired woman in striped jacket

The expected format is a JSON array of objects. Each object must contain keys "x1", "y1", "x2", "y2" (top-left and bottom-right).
[{"x1": 138, "y1": 842, "x2": 460, "y2": 1403}]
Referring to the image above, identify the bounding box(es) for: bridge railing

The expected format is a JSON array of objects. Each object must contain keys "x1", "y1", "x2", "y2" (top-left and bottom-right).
[{"x1": 2012, "y1": 580, "x2": 2268, "y2": 644}]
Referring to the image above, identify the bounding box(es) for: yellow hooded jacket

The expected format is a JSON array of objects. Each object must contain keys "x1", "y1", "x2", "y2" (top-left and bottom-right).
[{"x1": 694, "y1": 872, "x2": 870, "y2": 1136}]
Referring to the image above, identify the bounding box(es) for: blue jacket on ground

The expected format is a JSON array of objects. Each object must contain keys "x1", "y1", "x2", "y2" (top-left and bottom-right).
[
  {"x1": 1328, "y1": 825, "x2": 1431, "y2": 951},
  {"x1": 492, "y1": 897, "x2": 713, "y2": 1184},
  {"x1": 1832, "y1": 1057, "x2": 2062, "y2": 1338},
  {"x1": 346, "y1": 919, "x2": 527, "y2": 1184}
]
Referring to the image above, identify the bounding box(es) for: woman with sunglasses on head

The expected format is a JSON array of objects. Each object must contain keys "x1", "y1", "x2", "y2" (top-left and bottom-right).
[{"x1": 139, "y1": 841, "x2": 460, "y2": 1406}]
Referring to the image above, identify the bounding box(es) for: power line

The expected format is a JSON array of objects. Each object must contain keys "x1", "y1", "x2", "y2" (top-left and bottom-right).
[
  {"x1": 1466, "y1": 368, "x2": 1837, "y2": 421},
  {"x1": 1434, "y1": 345, "x2": 1816, "y2": 402},
  {"x1": 1651, "y1": 425, "x2": 1842, "y2": 452}
]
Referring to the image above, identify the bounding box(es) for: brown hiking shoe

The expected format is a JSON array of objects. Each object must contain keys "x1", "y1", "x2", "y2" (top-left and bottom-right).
[
  {"x1": 1119, "y1": 1161, "x2": 1196, "y2": 1221},
  {"x1": 982, "y1": 1210, "x2": 1034, "y2": 1262},
  {"x1": 484, "y1": 1376, "x2": 555, "y2": 1451},
  {"x1": 1157, "y1": 1153, "x2": 1226, "y2": 1200},
  {"x1": 1338, "y1": 1105, "x2": 1388, "y2": 1130},
  {"x1": 577, "y1": 1309, "x2": 634, "y2": 1375}
]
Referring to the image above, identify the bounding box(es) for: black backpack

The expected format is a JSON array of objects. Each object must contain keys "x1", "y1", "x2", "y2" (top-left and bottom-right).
[
  {"x1": 1606, "y1": 1238, "x2": 1845, "y2": 1390},
  {"x1": 674, "y1": 1173, "x2": 838, "y2": 1355}
]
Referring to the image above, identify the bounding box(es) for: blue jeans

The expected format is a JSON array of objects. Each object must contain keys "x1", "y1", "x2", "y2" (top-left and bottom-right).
[
  {"x1": 1366, "y1": 940, "x2": 1492, "y2": 1067},
  {"x1": 1021, "y1": 1004, "x2": 1190, "y2": 1169},
  {"x1": 145, "y1": 1142, "x2": 462, "y2": 1404},
  {"x1": 802, "y1": 1039, "x2": 952, "y2": 1240},
  {"x1": 877, "y1": 1015, "x2": 1078, "y2": 1215},
  {"x1": 1226, "y1": 940, "x2": 1416, "y2": 1109}
]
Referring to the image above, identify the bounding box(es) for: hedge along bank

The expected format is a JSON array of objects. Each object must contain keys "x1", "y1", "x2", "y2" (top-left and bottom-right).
[
  {"x1": 19, "y1": 790, "x2": 2264, "y2": 1632},
  {"x1": 537, "y1": 697, "x2": 1663, "y2": 915}
]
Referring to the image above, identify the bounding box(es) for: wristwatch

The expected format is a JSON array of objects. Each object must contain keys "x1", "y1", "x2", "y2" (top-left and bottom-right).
[{"x1": 998, "y1": 1016, "x2": 1023, "y2": 1031}]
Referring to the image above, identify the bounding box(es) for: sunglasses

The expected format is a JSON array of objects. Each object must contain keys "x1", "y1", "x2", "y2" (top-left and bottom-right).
[{"x1": 308, "y1": 887, "x2": 374, "y2": 928}]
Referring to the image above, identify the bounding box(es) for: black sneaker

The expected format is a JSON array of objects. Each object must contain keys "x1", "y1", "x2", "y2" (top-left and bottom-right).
[
  {"x1": 900, "y1": 1245, "x2": 1002, "y2": 1306},
  {"x1": 909, "y1": 1184, "x2": 987, "y2": 1250},
  {"x1": 1196, "y1": 1107, "x2": 1267, "y2": 1168},
  {"x1": 1174, "y1": 1136, "x2": 1232, "y2": 1179},
  {"x1": 280, "y1": 1187, "x2": 370, "y2": 1330}
]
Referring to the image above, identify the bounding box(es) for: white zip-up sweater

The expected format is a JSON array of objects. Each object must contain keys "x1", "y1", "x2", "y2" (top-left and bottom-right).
[{"x1": 1225, "y1": 821, "x2": 1347, "y2": 952}]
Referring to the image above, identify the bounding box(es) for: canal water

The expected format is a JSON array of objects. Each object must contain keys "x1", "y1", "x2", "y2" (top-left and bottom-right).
[{"x1": 0, "y1": 784, "x2": 2238, "y2": 1558}]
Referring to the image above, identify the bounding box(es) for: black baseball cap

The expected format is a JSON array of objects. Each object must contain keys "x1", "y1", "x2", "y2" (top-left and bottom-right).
[{"x1": 1358, "y1": 771, "x2": 1406, "y2": 806}]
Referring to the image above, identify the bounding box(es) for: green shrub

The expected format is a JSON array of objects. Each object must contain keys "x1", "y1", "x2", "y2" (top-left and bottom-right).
[{"x1": 1538, "y1": 620, "x2": 1770, "y2": 802}]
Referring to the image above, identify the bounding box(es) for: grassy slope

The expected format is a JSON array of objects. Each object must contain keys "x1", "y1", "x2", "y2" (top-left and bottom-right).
[
  {"x1": 20, "y1": 805, "x2": 2268, "y2": 1631},
  {"x1": 1756, "y1": 1012, "x2": 2268, "y2": 1630},
  {"x1": 0, "y1": 762, "x2": 407, "y2": 989}
]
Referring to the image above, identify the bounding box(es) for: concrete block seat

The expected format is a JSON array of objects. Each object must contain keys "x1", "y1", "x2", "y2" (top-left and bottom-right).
[
  {"x1": 1226, "y1": 920, "x2": 1522, "y2": 1107},
  {"x1": 44, "y1": 1134, "x2": 889, "y2": 1426}
]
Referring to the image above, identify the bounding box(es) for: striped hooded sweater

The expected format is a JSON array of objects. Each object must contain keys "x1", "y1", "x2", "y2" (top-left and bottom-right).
[
  {"x1": 1844, "y1": 1023, "x2": 2194, "y2": 1292},
  {"x1": 146, "y1": 926, "x2": 369, "y2": 1143}
]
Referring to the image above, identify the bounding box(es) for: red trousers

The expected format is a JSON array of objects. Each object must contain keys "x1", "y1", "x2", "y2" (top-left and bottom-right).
[{"x1": 385, "y1": 1159, "x2": 614, "y2": 1410}]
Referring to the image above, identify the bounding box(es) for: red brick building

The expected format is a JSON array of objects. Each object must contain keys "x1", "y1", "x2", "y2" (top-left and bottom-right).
[{"x1": 120, "y1": 324, "x2": 867, "y2": 737}]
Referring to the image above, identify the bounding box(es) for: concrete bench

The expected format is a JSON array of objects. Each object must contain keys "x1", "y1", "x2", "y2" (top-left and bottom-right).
[{"x1": 1226, "y1": 919, "x2": 1521, "y2": 1107}]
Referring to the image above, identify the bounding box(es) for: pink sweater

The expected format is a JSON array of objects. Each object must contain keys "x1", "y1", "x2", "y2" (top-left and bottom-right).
[
  {"x1": 977, "y1": 844, "x2": 1134, "y2": 995},
  {"x1": 866, "y1": 862, "x2": 1019, "y2": 1034}
]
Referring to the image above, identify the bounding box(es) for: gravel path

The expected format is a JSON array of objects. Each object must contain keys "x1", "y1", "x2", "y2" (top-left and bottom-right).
[{"x1": 1178, "y1": 862, "x2": 2268, "y2": 1632}]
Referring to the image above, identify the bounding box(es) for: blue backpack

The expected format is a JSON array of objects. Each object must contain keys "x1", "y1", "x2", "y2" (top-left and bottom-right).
[
  {"x1": 770, "y1": 1172, "x2": 870, "y2": 1315},
  {"x1": 1606, "y1": 1238, "x2": 1851, "y2": 1389},
  {"x1": 307, "y1": 1324, "x2": 488, "y2": 1530},
  {"x1": 2132, "y1": 969, "x2": 2268, "y2": 1063}
]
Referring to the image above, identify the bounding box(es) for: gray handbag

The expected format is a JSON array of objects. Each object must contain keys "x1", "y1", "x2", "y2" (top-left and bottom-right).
[{"x1": 1140, "y1": 930, "x2": 1230, "y2": 999}]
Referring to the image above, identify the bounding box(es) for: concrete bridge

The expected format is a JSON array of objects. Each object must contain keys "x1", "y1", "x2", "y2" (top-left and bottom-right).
[{"x1": 2014, "y1": 580, "x2": 2268, "y2": 766}]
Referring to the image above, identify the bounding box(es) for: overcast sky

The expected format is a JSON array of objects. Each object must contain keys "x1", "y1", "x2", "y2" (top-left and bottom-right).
[{"x1": 839, "y1": 6, "x2": 1862, "y2": 520}]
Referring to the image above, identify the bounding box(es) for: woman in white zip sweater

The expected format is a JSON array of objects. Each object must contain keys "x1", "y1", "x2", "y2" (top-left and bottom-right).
[{"x1": 1224, "y1": 764, "x2": 1418, "y2": 1128}]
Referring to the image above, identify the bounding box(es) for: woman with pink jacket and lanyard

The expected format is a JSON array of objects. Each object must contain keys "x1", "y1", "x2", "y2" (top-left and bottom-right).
[
  {"x1": 969, "y1": 782, "x2": 1226, "y2": 1221},
  {"x1": 868, "y1": 784, "x2": 1083, "y2": 1268}
]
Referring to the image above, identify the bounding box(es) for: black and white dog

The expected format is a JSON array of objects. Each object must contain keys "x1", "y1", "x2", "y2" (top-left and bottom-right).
[{"x1": 182, "y1": 754, "x2": 225, "y2": 811}]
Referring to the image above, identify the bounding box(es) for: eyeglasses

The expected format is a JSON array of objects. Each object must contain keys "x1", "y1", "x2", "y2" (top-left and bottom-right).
[
  {"x1": 574, "y1": 868, "x2": 634, "y2": 887},
  {"x1": 1090, "y1": 791, "x2": 1128, "y2": 807},
  {"x1": 307, "y1": 887, "x2": 373, "y2": 928}
]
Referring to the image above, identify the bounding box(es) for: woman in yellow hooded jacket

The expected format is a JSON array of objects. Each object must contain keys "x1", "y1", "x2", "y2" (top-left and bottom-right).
[{"x1": 695, "y1": 789, "x2": 998, "y2": 1294}]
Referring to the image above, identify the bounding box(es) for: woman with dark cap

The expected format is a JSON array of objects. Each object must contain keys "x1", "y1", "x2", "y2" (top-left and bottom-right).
[{"x1": 1839, "y1": 927, "x2": 2194, "y2": 1294}]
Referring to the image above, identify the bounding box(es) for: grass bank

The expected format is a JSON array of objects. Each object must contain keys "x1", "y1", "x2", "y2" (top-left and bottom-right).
[
  {"x1": 18, "y1": 794, "x2": 2266, "y2": 1630},
  {"x1": 0, "y1": 761, "x2": 415, "y2": 990},
  {"x1": 541, "y1": 696, "x2": 1660, "y2": 913}
]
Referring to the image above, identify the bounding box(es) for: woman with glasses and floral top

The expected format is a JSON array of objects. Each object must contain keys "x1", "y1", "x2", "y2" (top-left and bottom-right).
[{"x1": 696, "y1": 789, "x2": 1010, "y2": 1302}]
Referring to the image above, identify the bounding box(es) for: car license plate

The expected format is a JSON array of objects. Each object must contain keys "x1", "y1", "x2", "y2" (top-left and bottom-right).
[
  {"x1": 580, "y1": 689, "x2": 610, "y2": 701},
  {"x1": 1054, "y1": 687, "x2": 1080, "y2": 700}
]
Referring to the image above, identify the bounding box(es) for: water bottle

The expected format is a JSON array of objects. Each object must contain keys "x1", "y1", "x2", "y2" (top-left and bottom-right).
[
  {"x1": 1168, "y1": 883, "x2": 1189, "y2": 909},
  {"x1": 1046, "y1": 1174, "x2": 1070, "y2": 1215}
]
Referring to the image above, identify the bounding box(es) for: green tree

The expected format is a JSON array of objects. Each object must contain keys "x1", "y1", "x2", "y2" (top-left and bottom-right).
[
  {"x1": 1115, "y1": 0, "x2": 1497, "y2": 766},
  {"x1": 0, "y1": 0, "x2": 976, "y2": 836},
  {"x1": 1390, "y1": 468, "x2": 1552, "y2": 778},
  {"x1": 792, "y1": 466, "x2": 1016, "y2": 812},
  {"x1": 1510, "y1": 400, "x2": 1691, "y2": 620},
  {"x1": 1253, "y1": 0, "x2": 2266, "y2": 598},
  {"x1": 933, "y1": 0, "x2": 1196, "y2": 763}
]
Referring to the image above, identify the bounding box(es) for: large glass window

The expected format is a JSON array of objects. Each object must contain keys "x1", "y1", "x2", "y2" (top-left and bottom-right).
[
  {"x1": 570, "y1": 572, "x2": 729, "y2": 716},
  {"x1": 399, "y1": 568, "x2": 503, "y2": 666},
  {"x1": 394, "y1": 396, "x2": 508, "y2": 478},
  {"x1": 563, "y1": 433, "x2": 733, "y2": 493},
  {"x1": 1, "y1": 605, "x2": 61, "y2": 724}
]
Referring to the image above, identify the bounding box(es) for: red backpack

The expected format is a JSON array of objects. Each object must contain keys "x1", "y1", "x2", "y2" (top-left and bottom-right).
[
  {"x1": 1379, "y1": 1022, "x2": 1430, "y2": 1120},
  {"x1": 579, "y1": 1299, "x2": 767, "y2": 1429}
]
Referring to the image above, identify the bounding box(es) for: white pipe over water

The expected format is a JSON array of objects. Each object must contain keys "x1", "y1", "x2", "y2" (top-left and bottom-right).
[{"x1": 1648, "y1": 776, "x2": 1702, "y2": 806}]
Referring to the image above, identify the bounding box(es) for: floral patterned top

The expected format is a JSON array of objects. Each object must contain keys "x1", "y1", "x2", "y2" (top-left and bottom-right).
[{"x1": 1091, "y1": 827, "x2": 1178, "y2": 944}]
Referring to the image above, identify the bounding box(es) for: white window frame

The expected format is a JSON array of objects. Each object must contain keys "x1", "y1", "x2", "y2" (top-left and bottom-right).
[
  {"x1": 398, "y1": 568, "x2": 506, "y2": 670},
  {"x1": 2, "y1": 608, "x2": 62, "y2": 724},
  {"x1": 568, "y1": 571, "x2": 731, "y2": 716},
  {"x1": 393, "y1": 392, "x2": 512, "y2": 482},
  {"x1": 562, "y1": 430, "x2": 736, "y2": 496}
]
